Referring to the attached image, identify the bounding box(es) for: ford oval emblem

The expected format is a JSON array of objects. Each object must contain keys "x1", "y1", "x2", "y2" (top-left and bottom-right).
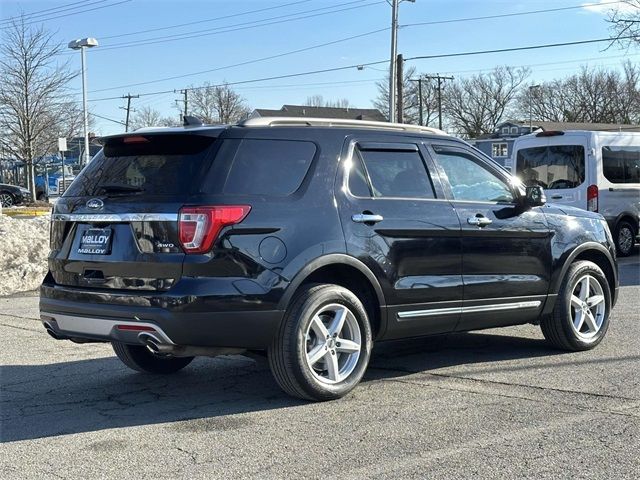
[{"x1": 86, "y1": 198, "x2": 104, "y2": 210}]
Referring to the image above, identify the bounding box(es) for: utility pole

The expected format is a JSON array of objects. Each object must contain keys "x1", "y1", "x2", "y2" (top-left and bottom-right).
[
  {"x1": 409, "y1": 76, "x2": 424, "y2": 125},
  {"x1": 120, "y1": 93, "x2": 139, "y2": 132},
  {"x1": 422, "y1": 74, "x2": 453, "y2": 130},
  {"x1": 175, "y1": 89, "x2": 188, "y2": 120},
  {"x1": 388, "y1": 0, "x2": 399, "y2": 123},
  {"x1": 396, "y1": 54, "x2": 404, "y2": 124}
]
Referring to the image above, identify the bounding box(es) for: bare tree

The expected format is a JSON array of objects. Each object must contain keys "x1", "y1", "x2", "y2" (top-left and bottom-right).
[
  {"x1": 0, "y1": 17, "x2": 81, "y2": 200},
  {"x1": 515, "y1": 62, "x2": 640, "y2": 124},
  {"x1": 443, "y1": 66, "x2": 530, "y2": 138},
  {"x1": 608, "y1": 0, "x2": 640, "y2": 47},
  {"x1": 373, "y1": 66, "x2": 440, "y2": 125},
  {"x1": 129, "y1": 106, "x2": 176, "y2": 130},
  {"x1": 304, "y1": 95, "x2": 351, "y2": 108},
  {"x1": 188, "y1": 82, "x2": 250, "y2": 124}
]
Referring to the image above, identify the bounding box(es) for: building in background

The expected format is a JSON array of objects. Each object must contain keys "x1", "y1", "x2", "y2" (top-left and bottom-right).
[{"x1": 471, "y1": 121, "x2": 640, "y2": 168}]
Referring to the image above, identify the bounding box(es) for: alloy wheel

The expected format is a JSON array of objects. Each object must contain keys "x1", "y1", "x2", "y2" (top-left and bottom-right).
[
  {"x1": 618, "y1": 225, "x2": 634, "y2": 254},
  {"x1": 304, "y1": 303, "x2": 362, "y2": 384},
  {"x1": 569, "y1": 274, "x2": 606, "y2": 340},
  {"x1": 0, "y1": 193, "x2": 13, "y2": 207}
]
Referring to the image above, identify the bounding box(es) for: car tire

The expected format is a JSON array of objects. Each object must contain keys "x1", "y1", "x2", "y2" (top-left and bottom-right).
[
  {"x1": 541, "y1": 260, "x2": 611, "y2": 351},
  {"x1": 0, "y1": 192, "x2": 15, "y2": 207},
  {"x1": 615, "y1": 220, "x2": 636, "y2": 257},
  {"x1": 268, "y1": 283, "x2": 373, "y2": 401},
  {"x1": 112, "y1": 341, "x2": 194, "y2": 374},
  {"x1": 37, "y1": 192, "x2": 47, "y2": 201}
]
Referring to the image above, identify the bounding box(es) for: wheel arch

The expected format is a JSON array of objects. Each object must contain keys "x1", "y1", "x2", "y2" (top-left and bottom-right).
[
  {"x1": 278, "y1": 254, "x2": 387, "y2": 339},
  {"x1": 612, "y1": 212, "x2": 639, "y2": 235},
  {"x1": 552, "y1": 242, "x2": 618, "y2": 306}
]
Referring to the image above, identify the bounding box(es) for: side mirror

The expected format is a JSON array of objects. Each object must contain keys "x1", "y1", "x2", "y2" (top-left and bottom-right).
[{"x1": 524, "y1": 185, "x2": 546, "y2": 207}]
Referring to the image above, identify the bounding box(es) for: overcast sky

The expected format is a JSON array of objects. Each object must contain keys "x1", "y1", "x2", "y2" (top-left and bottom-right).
[{"x1": 1, "y1": 0, "x2": 637, "y2": 135}]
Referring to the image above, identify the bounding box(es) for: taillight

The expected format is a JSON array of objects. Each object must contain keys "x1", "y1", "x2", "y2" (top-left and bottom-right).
[
  {"x1": 587, "y1": 184, "x2": 598, "y2": 212},
  {"x1": 178, "y1": 205, "x2": 251, "y2": 254}
]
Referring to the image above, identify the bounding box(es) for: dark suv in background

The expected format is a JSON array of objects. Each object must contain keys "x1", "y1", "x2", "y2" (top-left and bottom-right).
[{"x1": 41, "y1": 117, "x2": 619, "y2": 401}]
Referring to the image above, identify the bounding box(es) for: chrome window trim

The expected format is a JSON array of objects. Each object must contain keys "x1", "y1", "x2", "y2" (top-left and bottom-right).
[
  {"x1": 398, "y1": 300, "x2": 542, "y2": 320},
  {"x1": 52, "y1": 213, "x2": 178, "y2": 222}
]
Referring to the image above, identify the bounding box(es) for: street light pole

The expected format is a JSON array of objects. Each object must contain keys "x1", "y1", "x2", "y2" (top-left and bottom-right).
[
  {"x1": 68, "y1": 38, "x2": 98, "y2": 166},
  {"x1": 388, "y1": 0, "x2": 399, "y2": 123}
]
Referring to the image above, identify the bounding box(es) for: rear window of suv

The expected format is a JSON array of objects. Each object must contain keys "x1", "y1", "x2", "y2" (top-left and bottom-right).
[
  {"x1": 64, "y1": 134, "x2": 217, "y2": 197},
  {"x1": 516, "y1": 145, "x2": 585, "y2": 189},
  {"x1": 203, "y1": 139, "x2": 316, "y2": 196},
  {"x1": 602, "y1": 146, "x2": 640, "y2": 184}
]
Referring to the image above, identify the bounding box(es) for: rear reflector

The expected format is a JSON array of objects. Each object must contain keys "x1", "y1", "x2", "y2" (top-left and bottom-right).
[
  {"x1": 178, "y1": 205, "x2": 251, "y2": 254},
  {"x1": 116, "y1": 325, "x2": 156, "y2": 331},
  {"x1": 587, "y1": 184, "x2": 598, "y2": 212}
]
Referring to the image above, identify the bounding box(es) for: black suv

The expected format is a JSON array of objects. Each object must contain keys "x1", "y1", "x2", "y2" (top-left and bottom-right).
[{"x1": 41, "y1": 117, "x2": 619, "y2": 401}]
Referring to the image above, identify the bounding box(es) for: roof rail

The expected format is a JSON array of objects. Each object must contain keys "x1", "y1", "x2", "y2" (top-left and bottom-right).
[{"x1": 238, "y1": 116, "x2": 448, "y2": 136}]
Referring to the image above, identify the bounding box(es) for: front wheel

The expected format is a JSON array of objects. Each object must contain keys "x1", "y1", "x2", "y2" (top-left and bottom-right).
[
  {"x1": 269, "y1": 284, "x2": 373, "y2": 401},
  {"x1": 0, "y1": 192, "x2": 15, "y2": 207},
  {"x1": 112, "y1": 341, "x2": 194, "y2": 374},
  {"x1": 615, "y1": 220, "x2": 636, "y2": 257},
  {"x1": 541, "y1": 260, "x2": 611, "y2": 351}
]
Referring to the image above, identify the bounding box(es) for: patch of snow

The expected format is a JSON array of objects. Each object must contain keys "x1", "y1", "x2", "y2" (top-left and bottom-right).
[{"x1": 0, "y1": 214, "x2": 51, "y2": 296}]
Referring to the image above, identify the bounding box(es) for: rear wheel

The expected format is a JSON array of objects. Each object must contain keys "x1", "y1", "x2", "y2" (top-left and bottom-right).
[
  {"x1": 112, "y1": 341, "x2": 194, "y2": 374},
  {"x1": 541, "y1": 260, "x2": 611, "y2": 351},
  {"x1": 0, "y1": 192, "x2": 15, "y2": 207},
  {"x1": 269, "y1": 284, "x2": 372, "y2": 401},
  {"x1": 615, "y1": 220, "x2": 636, "y2": 257}
]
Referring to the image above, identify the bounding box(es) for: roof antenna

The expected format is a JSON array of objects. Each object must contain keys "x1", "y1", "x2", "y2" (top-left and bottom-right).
[{"x1": 183, "y1": 115, "x2": 203, "y2": 127}]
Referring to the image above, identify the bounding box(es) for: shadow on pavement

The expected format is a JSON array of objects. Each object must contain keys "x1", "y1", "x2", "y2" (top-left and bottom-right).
[{"x1": 0, "y1": 330, "x2": 615, "y2": 443}]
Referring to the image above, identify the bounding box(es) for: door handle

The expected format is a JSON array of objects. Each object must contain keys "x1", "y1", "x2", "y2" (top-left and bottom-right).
[
  {"x1": 551, "y1": 195, "x2": 563, "y2": 200},
  {"x1": 352, "y1": 213, "x2": 384, "y2": 224},
  {"x1": 467, "y1": 216, "x2": 492, "y2": 227}
]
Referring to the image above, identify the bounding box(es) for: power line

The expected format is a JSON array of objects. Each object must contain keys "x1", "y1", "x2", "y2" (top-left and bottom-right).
[
  {"x1": 402, "y1": 0, "x2": 623, "y2": 28},
  {"x1": 3, "y1": 0, "x2": 132, "y2": 28},
  {"x1": 0, "y1": 0, "x2": 101, "y2": 25},
  {"x1": 90, "y1": 112, "x2": 126, "y2": 126},
  {"x1": 90, "y1": 27, "x2": 390, "y2": 93},
  {"x1": 91, "y1": 1, "x2": 385, "y2": 52},
  {"x1": 405, "y1": 35, "x2": 639, "y2": 62},
  {"x1": 86, "y1": 34, "x2": 639, "y2": 102},
  {"x1": 99, "y1": 0, "x2": 314, "y2": 40}
]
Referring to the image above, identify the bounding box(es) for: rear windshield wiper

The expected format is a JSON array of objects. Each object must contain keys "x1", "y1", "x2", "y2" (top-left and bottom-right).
[{"x1": 99, "y1": 183, "x2": 145, "y2": 194}]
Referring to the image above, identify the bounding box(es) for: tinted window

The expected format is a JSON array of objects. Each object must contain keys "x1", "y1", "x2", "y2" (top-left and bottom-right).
[
  {"x1": 602, "y1": 146, "x2": 640, "y2": 184},
  {"x1": 433, "y1": 148, "x2": 514, "y2": 203},
  {"x1": 64, "y1": 134, "x2": 216, "y2": 197},
  {"x1": 204, "y1": 139, "x2": 315, "y2": 196},
  {"x1": 348, "y1": 154, "x2": 372, "y2": 197},
  {"x1": 357, "y1": 148, "x2": 435, "y2": 198},
  {"x1": 516, "y1": 145, "x2": 585, "y2": 189}
]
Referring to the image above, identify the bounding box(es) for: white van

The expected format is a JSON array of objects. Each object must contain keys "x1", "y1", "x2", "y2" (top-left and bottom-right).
[{"x1": 512, "y1": 130, "x2": 640, "y2": 256}]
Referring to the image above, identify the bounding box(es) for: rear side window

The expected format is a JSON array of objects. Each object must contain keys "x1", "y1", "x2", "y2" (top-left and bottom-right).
[
  {"x1": 354, "y1": 148, "x2": 435, "y2": 199},
  {"x1": 602, "y1": 146, "x2": 640, "y2": 184},
  {"x1": 204, "y1": 139, "x2": 316, "y2": 196},
  {"x1": 64, "y1": 134, "x2": 216, "y2": 197},
  {"x1": 516, "y1": 145, "x2": 585, "y2": 189}
]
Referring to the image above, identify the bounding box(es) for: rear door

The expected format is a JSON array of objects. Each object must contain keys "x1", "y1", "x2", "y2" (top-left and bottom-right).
[
  {"x1": 514, "y1": 133, "x2": 589, "y2": 209},
  {"x1": 50, "y1": 133, "x2": 218, "y2": 292},
  {"x1": 428, "y1": 143, "x2": 551, "y2": 331},
  {"x1": 336, "y1": 136, "x2": 462, "y2": 339}
]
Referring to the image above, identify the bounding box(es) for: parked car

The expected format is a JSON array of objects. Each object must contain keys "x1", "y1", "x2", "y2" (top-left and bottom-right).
[
  {"x1": 41, "y1": 117, "x2": 619, "y2": 401},
  {"x1": 0, "y1": 183, "x2": 31, "y2": 207},
  {"x1": 512, "y1": 130, "x2": 640, "y2": 256}
]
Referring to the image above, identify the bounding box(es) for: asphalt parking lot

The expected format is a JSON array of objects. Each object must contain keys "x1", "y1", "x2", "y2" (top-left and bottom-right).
[{"x1": 1, "y1": 253, "x2": 639, "y2": 479}]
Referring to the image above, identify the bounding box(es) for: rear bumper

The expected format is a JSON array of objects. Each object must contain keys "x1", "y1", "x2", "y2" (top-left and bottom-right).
[{"x1": 40, "y1": 289, "x2": 283, "y2": 350}]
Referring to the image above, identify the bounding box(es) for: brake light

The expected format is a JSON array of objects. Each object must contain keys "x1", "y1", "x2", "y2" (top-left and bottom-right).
[
  {"x1": 178, "y1": 206, "x2": 251, "y2": 254},
  {"x1": 535, "y1": 130, "x2": 565, "y2": 137},
  {"x1": 116, "y1": 325, "x2": 156, "y2": 332},
  {"x1": 123, "y1": 136, "x2": 149, "y2": 144},
  {"x1": 587, "y1": 184, "x2": 598, "y2": 212}
]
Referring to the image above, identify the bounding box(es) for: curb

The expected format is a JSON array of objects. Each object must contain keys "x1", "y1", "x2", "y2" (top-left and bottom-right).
[{"x1": 2, "y1": 209, "x2": 51, "y2": 217}]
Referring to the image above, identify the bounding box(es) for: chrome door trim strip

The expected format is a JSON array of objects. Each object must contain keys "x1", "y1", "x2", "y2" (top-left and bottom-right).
[
  {"x1": 52, "y1": 213, "x2": 178, "y2": 222},
  {"x1": 397, "y1": 300, "x2": 542, "y2": 320}
]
